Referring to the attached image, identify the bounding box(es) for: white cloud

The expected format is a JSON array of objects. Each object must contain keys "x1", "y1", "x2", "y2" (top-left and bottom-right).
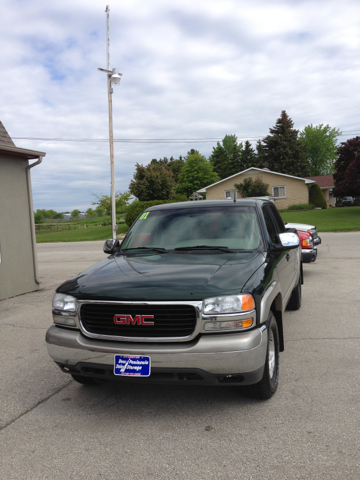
[{"x1": 1, "y1": 0, "x2": 360, "y2": 211}]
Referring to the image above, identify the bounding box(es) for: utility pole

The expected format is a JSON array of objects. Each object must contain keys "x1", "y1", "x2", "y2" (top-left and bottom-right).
[{"x1": 98, "y1": 5, "x2": 122, "y2": 240}]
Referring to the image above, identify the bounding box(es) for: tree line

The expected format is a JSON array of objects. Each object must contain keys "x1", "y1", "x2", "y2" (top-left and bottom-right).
[
  {"x1": 38, "y1": 110, "x2": 358, "y2": 220},
  {"x1": 125, "y1": 110, "x2": 350, "y2": 203}
]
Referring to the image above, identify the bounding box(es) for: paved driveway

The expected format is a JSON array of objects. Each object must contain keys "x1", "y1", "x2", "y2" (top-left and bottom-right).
[{"x1": 1, "y1": 234, "x2": 359, "y2": 479}]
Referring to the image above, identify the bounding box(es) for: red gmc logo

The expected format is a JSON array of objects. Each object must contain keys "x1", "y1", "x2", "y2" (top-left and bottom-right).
[{"x1": 114, "y1": 314, "x2": 155, "y2": 326}]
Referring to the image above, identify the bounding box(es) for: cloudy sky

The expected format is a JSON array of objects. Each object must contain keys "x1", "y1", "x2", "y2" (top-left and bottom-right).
[{"x1": 1, "y1": 0, "x2": 360, "y2": 212}]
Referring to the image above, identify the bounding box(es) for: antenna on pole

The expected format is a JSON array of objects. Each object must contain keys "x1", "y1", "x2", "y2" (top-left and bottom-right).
[{"x1": 105, "y1": 5, "x2": 110, "y2": 71}]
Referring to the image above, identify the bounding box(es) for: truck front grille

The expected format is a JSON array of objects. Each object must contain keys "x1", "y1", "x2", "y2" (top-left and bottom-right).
[{"x1": 80, "y1": 303, "x2": 197, "y2": 338}]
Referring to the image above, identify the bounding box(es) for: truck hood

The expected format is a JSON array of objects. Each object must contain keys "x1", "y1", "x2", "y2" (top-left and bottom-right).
[{"x1": 56, "y1": 251, "x2": 265, "y2": 301}]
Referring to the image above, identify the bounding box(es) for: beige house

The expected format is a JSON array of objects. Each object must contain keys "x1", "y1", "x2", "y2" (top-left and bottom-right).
[
  {"x1": 0, "y1": 121, "x2": 46, "y2": 300},
  {"x1": 198, "y1": 168, "x2": 315, "y2": 209}
]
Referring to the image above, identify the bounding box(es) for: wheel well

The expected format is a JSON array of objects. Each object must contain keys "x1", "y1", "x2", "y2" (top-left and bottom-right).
[{"x1": 271, "y1": 298, "x2": 284, "y2": 352}]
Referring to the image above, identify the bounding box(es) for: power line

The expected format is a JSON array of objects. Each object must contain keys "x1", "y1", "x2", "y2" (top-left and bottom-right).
[
  {"x1": 12, "y1": 130, "x2": 360, "y2": 144},
  {"x1": 12, "y1": 137, "x2": 226, "y2": 143}
]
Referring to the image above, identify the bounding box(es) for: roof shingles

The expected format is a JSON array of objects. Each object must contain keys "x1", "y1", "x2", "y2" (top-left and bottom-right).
[
  {"x1": 305, "y1": 174, "x2": 334, "y2": 188},
  {"x1": 0, "y1": 121, "x2": 15, "y2": 147}
]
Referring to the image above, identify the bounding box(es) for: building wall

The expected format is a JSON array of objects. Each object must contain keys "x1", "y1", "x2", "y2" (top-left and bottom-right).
[
  {"x1": 322, "y1": 188, "x2": 336, "y2": 207},
  {"x1": 205, "y1": 172, "x2": 309, "y2": 209},
  {"x1": 0, "y1": 155, "x2": 39, "y2": 300}
]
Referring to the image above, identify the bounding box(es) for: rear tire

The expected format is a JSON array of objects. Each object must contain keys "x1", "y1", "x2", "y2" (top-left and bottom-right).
[
  {"x1": 287, "y1": 277, "x2": 302, "y2": 311},
  {"x1": 248, "y1": 312, "x2": 279, "y2": 400},
  {"x1": 71, "y1": 374, "x2": 103, "y2": 385}
]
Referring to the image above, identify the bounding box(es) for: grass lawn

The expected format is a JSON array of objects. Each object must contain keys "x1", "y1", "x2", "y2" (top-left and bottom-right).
[
  {"x1": 36, "y1": 217, "x2": 129, "y2": 243},
  {"x1": 280, "y1": 206, "x2": 360, "y2": 232},
  {"x1": 35, "y1": 207, "x2": 360, "y2": 243}
]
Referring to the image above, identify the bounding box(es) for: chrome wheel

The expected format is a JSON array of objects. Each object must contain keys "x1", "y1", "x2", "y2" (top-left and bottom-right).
[
  {"x1": 268, "y1": 328, "x2": 276, "y2": 379},
  {"x1": 248, "y1": 312, "x2": 279, "y2": 400}
]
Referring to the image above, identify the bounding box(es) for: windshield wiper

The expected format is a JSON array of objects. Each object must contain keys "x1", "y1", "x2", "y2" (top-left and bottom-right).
[
  {"x1": 174, "y1": 245, "x2": 235, "y2": 253},
  {"x1": 121, "y1": 247, "x2": 168, "y2": 253}
]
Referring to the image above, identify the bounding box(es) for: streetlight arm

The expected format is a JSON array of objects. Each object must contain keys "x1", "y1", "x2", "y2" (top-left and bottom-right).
[{"x1": 98, "y1": 67, "x2": 113, "y2": 74}]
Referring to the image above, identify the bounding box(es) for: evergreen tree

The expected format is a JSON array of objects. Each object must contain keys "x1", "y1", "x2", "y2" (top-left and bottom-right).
[
  {"x1": 239, "y1": 141, "x2": 257, "y2": 170},
  {"x1": 209, "y1": 134, "x2": 243, "y2": 179},
  {"x1": 262, "y1": 111, "x2": 309, "y2": 177},
  {"x1": 309, "y1": 184, "x2": 327, "y2": 209},
  {"x1": 255, "y1": 139, "x2": 266, "y2": 169}
]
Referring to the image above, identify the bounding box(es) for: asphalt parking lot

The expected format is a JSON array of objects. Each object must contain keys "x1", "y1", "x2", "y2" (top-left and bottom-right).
[{"x1": 1, "y1": 233, "x2": 360, "y2": 480}]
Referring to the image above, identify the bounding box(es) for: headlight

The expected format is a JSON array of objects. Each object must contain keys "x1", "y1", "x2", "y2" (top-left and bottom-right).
[
  {"x1": 53, "y1": 293, "x2": 77, "y2": 312},
  {"x1": 52, "y1": 293, "x2": 78, "y2": 327},
  {"x1": 203, "y1": 294, "x2": 255, "y2": 314}
]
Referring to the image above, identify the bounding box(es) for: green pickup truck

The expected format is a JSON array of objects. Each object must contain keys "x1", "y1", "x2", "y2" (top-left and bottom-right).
[{"x1": 46, "y1": 198, "x2": 302, "y2": 399}]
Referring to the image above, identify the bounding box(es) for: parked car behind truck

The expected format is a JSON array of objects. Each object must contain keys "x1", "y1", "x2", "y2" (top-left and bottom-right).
[{"x1": 46, "y1": 199, "x2": 301, "y2": 400}]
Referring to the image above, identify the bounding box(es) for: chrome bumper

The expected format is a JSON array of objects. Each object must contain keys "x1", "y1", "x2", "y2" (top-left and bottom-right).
[
  {"x1": 46, "y1": 325, "x2": 268, "y2": 376},
  {"x1": 302, "y1": 246, "x2": 317, "y2": 263},
  {"x1": 314, "y1": 236, "x2": 321, "y2": 246}
]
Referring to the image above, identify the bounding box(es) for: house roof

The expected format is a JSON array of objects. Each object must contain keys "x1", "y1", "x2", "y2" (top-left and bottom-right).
[
  {"x1": 0, "y1": 121, "x2": 46, "y2": 160},
  {"x1": 0, "y1": 121, "x2": 15, "y2": 146},
  {"x1": 198, "y1": 167, "x2": 315, "y2": 193},
  {"x1": 305, "y1": 174, "x2": 334, "y2": 188}
]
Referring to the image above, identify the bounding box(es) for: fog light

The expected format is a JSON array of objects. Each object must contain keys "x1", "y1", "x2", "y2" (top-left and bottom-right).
[
  {"x1": 204, "y1": 318, "x2": 253, "y2": 331},
  {"x1": 53, "y1": 315, "x2": 77, "y2": 327}
]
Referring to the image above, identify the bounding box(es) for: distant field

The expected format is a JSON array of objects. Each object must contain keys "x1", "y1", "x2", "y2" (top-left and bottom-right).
[
  {"x1": 36, "y1": 216, "x2": 129, "y2": 243},
  {"x1": 35, "y1": 207, "x2": 360, "y2": 243},
  {"x1": 281, "y1": 206, "x2": 360, "y2": 232}
]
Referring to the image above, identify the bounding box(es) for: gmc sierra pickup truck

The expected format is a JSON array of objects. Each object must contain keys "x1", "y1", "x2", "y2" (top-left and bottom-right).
[{"x1": 46, "y1": 198, "x2": 302, "y2": 399}]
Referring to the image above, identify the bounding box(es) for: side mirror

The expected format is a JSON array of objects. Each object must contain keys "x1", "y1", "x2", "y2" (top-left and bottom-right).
[
  {"x1": 273, "y1": 232, "x2": 299, "y2": 251},
  {"x1": 103, "y1": 238, "x2": 120, "y2": 254}
]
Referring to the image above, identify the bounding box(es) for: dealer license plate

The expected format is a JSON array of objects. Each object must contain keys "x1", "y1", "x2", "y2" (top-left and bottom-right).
[{"x1": 114, "y1": 355, "x2": 151, "y2": 377}]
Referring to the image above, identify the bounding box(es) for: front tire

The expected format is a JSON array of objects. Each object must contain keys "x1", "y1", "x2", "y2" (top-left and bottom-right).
[{"x1": 248, "y1": 312, "x2": 279, "y2": 400}]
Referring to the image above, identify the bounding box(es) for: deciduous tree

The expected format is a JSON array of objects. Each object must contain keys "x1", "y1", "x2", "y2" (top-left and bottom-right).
[
  {"x1": 92, "y1": 191, "x2": 132, "y2": 214},
  {"x1": 299, "y1": 124, "x2": 341, "y2": 175},
  {"x1": 334, "y1": 136, "x2": 360, "y2": 197},
  {"x1": 176, "y1": 151, "x2": 220, "y2": 197},
  {"x1": 151, "y1": 156, "x2": 185, "y2": 183},
  {"x1": 129, "y1": 163, "x2": 176, "y2": 201}
]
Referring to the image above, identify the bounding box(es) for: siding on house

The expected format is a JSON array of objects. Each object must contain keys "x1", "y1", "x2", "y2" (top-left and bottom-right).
[
  {"x1": 0, "y1": 155, "x2": 38, "y2": 299},
  {"x1": 0, "y1": 121, "x2": 46, "y2": 300},
  {"x1": 204, "y1": 171, "x2": 310, "y2": 209}
]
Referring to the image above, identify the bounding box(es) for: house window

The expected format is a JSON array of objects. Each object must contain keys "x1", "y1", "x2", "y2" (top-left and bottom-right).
[
  {"x1": 224, "y1": 190, "x2": 237, "y2": 200},
  {"x1": 272, "y1": 186, "x2": 286, "y2": 198}
]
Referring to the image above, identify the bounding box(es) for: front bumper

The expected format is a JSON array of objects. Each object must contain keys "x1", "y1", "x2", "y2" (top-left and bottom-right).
[
  {"x1": 46, "y1": 325, "x2": 268, "y2": 386},
  {"x1": 302, "y1": 246, "x2": 317, "y2": 263},
  {"x1": 314, "y1": 236, "x2": 321, "y2": 246}
]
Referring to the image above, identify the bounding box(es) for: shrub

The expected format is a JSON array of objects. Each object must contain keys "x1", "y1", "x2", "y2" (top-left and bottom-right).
[
  {"x1": 309, "y1": 184, "x2": 327, "y2": 209},
  {"x1": 287, "y1": 203, "x2": 314, "y2": 211},
  {"x1": 235, "y1": 177, "x2": 270, "y2": 198},
  {"x1": 34, "y1": 211, "x2": 44, "y2": 224},
  {"x1": 169, "y1": 193, "x2": 188, "y2": 202}
]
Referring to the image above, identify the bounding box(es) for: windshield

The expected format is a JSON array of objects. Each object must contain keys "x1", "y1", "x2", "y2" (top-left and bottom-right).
[{"x1": 121, "y1": 206, "x2": 263, "y2": 251}]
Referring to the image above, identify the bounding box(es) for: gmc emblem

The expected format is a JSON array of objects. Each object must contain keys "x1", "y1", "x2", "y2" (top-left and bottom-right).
[{"x1": 114, "y1": 314, "x2": 155, "y2": 326}]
